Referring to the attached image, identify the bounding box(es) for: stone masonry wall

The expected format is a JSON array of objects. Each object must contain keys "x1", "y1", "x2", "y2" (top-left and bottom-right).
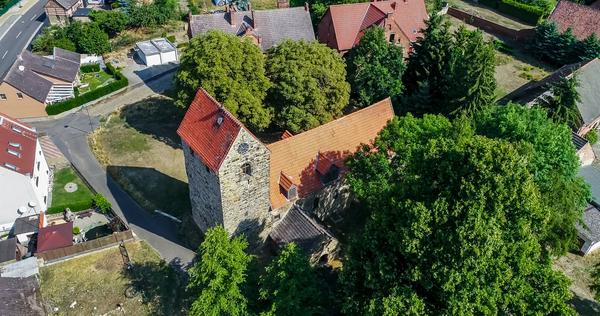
[
  {"x1": 182, "y1": 141, "x2": 224, "y2": 233},
  {"x1": 218, "y1": 129, "x2": 271, "y2": 236}
]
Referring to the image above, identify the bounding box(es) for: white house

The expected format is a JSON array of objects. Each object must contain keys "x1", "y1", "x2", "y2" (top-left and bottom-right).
[
  {"x1": 134, "y1": 38, "x2": 179, "y2": 67},
  {"x1": 0, "y1": 113, "x2": 50, "y2": 233}
]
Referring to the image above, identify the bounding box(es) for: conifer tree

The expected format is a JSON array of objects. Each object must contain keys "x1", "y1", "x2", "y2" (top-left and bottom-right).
[{"x1": 535, "y1": 76, "x2": 583, "y2": 130}]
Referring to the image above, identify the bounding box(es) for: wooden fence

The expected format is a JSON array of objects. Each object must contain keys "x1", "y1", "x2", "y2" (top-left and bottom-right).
[
  {"x1": 37, "y1": 230, "x2": 134, "y2": 263},
  {"x1": 447, "y1": 7, "x2": 535, "y2": 42}
]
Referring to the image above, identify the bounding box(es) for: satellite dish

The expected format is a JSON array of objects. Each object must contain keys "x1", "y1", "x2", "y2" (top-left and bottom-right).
[{"x1": 17, "y1": 206, "x2": 26, "y2": 215}]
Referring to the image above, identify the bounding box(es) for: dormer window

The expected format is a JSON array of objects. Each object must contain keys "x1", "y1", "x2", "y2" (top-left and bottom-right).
[
  {"x1": 9, "y1": 142, "x2": 21, "y2": 148},
  {"x1": 316, "y1": 153, "x2": 340, "y2": 184},
  {"x1": 11, "y1": 125, "x2": 22, "y2": 134},
  {"x1": 279, "y1": 172, "x2": 298, "y2": 201},
  {"x1": 7, "y1": 149, "x2": 21, "y2": 157},
  {"x1": 216, "y1": 115, "x2": 224, "y2": 127},
  {"x1": 4, "y1": 163, "x2": 17, "y2": 170}
]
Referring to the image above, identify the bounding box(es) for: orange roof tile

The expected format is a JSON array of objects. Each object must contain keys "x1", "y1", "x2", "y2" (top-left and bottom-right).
[{"x1": 268, "y1": 98, "x2": 394, "y2": 209}]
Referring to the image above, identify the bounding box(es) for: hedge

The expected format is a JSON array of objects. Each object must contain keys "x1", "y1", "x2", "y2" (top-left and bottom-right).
[
  {"x1": 80, "y1": 63, "x2": 100, "y2": 73},
  {"x1": 47, "y1": 200, "x2": 93, "y2": 214},
  {"x1": 498, "y1": 0, "x2": 546, "y2": 25},
  {"x1": 46, "y1": 63, "x2": 128, "y2": 115},
  {"x1": 479, "y1": 0, "x2": 499, "y2": 9}
]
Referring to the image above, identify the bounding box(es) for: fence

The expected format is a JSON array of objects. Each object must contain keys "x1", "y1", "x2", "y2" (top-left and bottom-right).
[
  {"x1": 37, "y1": 230, "x2": 134, "y2": 262},
  {"x1": 447, "y1": 7, "x2": 535, "y2": 42},
  {"x1": 0, "y1": 0, "x2": 20, "y2": 16}
]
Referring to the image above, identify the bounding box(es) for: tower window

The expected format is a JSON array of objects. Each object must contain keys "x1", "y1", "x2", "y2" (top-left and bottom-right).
[
  {"x1": 241, "y1": 163, "x2": 252, "y2": 176},
  {"x1": 389, "y1": 33, "x2": 396, "y2": 43}
]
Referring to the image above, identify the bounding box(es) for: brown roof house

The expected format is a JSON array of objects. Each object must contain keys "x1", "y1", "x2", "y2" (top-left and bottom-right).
[
  {"x1": 548, "y1": 0, "x2": 600, "y2": 41},
  {"x1": 0, "y1": 48, "x2": 81, "y2": 118},
  {"x1": 502, "y1": 58, "x2": 600, "y2": 138},
  {"x1": 188, "y1": 4, "x2": 315, "y2": 50},
  {"x1": 317, "y1": 0, "x2": 428, "y2": 55},
  {"x1": 177, "y1": 89, "x2": 394, "y2": 252},
  {"x1": 45, "y1": 0, "x2": 84, "y2": 25}
]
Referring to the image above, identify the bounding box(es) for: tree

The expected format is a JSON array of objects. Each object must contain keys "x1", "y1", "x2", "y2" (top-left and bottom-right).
[
  {"x1": 574, "y1": 33, "x2": 600, "y2": 61},
  {"x1": 259, "y1": 243, "x2": 323, "y2": 316},
  {"x1": 32, "y1": 26, "x2": 75, "y2": 54},
  {"x1": 90, "y1": 10, "x2": 129, "y2": 37},
  {"x1": 175, "y1": 31, "x2": 272, "y2": 130},
  {"x1": 341, "y1": 114, "x2": 577, "y2": 315},
  {"x1": 187, "y1": 226, "x2": 251, "y2": 316},
  {"x1": 266, "y1": 40, "x2": 350, "y2": 133},
  {"x1": 535, "y1": 76, "x2": 583, "y2": 130},
  {"x1": 345, "y1": 26, "x2": 405, "y2": 107},
  {"x1": 127, "y1": 0, "x2": 176, "y2": 28},
  {"x1": 68, "y1": 22, "x2": 111, "y2": 55}
]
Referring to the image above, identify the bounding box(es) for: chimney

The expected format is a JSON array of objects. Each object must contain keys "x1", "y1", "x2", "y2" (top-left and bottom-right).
[
  {"x1": 229, "y1": 9, "x2": 236, "y2": 26},
  {"x1": 277, "y1": 0, "x2": 289, "y2": 8},
  {"x1": 304, "y1": 2, "x2": 309, "y2": 11}
]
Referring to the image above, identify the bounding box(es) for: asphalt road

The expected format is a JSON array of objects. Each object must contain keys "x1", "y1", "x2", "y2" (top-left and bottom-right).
[{"x1": 0, "y1": 0, "x2": 47, "y2": 79}]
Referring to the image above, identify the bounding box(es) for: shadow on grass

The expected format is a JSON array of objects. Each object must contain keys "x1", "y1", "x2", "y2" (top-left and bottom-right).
[
  {"x1": 124, "y1": 258, "x2": 190, "y2": 316},
  {"x1": 570, "y1": 295, "x2": 600, "y2": 316},
  {"x1": 119, "y1": 96, "x2": 186, "y2": 149}
]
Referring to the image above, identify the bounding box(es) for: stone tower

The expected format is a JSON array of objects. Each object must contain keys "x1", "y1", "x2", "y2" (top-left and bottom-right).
[{"x1": 178, "y1": 89, "x2": 271, "y2": 235}]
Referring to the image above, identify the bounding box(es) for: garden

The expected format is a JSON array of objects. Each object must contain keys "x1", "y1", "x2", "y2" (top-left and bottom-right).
[
  {"x1": 48, "y1": 167, "x2": 96, "y2": 214},
  {"x1": 77, "y1": 67, "x2": 114, "y2": 95}
]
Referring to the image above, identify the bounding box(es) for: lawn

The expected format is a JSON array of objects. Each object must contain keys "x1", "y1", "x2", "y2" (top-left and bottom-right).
[
  {"x1": 554, "y1": 251, "x2": 600, "y2": 315},
  {"x1": 48, "y1": 167, "x2": 95, "y2": 214},
  {"x1": 90, "y1": 96, "x2": 191, "y2": 219},
  {"x1": 39, "y1": 241, "x2": 189, "y2": 315},
  {"x1": 78, "y1": 70, "x2": 114, "y2": 95}
]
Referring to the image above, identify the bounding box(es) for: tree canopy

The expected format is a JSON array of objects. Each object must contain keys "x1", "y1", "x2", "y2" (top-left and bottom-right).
[
  {"x1": 266, "y1": 40, "x2": 350, "y2": 133},
  {"x1": 68, "y1": 22, "x2": 111, "y2": 55},
  {"x1": 175, "y1": 31, "x2": 273, "y2": 131},
  {"x1": 532, "y1": 21, "x2": 600, "y2": 66},
  {"x1": 345, "y1": 26, "x2": 405, "y2": 107},
  {"x1": 187, "y1": 226, "x2": 251, "y2": 316},
  {"x1": 90, "y1": 10, "x2": 129, "y2": 37},
  {"x1": 534, "y1": 76, "x2": 583, "y2": 130},
  {"x1": 341, "y1": 105, "x2": 588, "y2": 314}
]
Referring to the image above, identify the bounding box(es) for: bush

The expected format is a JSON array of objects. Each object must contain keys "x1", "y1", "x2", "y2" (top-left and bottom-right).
[
  {"x1": 498, "y1": 0, "x2": 546, "y2": 25},
  {"x1": 46, "y1": 64, "x2": 128, "y2": 115},
  {"x1": 80, "y1": 63, "x2": 100, "y2": 73},
  {"x1": 46, "y1": 200, "x2": 94, "y2": 214},
  {"x1": 73, "y1": 226, "x2": 81, "y2": 235},
  {"x1": 92, "y1": 194, "x2": 112, "y2": 214},
  {"x1": 586, "y1": 130, "x2": 598, "y2": 145},
  {"x1": 166, "y1": 35, "x2": 176, "y2": 44}
]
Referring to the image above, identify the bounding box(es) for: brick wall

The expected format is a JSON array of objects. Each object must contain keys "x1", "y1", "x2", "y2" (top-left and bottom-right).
[{"x1": 447, "y1": 7, "x2": 535, "y2": 42}]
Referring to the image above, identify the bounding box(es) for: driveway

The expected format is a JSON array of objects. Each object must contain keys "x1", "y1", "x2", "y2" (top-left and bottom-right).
[{"x1": 30, "y1": 72, "x2": 196, "y2": 266}]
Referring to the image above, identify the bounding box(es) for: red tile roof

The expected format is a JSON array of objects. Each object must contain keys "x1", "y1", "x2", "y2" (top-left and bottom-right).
[
  {"x1": 36, "y1": 222, "x2": 73, "y2": 253},
  {"x1": 549, "y1": 0, "x2": 600, "y2": 41},
  {"x1": 319, "y1": 0, "x2": 428, "y2": 51},
  {"x1": 177, "y1": 89, "x2": 244, "y2": 172},
  {"x1": 268, "y1": 98, "x2": 395, "y2": 209},
  {"x1": 0, "y1": 113, "x2": 38, "y2": 176}
]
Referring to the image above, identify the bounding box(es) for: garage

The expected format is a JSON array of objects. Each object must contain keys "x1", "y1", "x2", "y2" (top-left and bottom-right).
[{"x1": 134, "y1": 38, "x2": 179, "y2": 67}]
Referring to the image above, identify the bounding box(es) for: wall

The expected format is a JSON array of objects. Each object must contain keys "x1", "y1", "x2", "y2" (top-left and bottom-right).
[
  {"x1": 182, "y1": 141, "x2": 224, "y2": 233},
  {"x1": 447, "y1": 7, "x2": 535, "y2": 42},
  {"x1": 218, "y1": 128, "x2": 271, "y2": 236},
  {"x1": 30, "y1": 139, "x2": 51, "y2": 210},
  {"x1": 0, "y1": 83, "x2": 47, "y2": 118},
  {"x1": 296, "y1": 178, "x2": 353, "y2": 222}
]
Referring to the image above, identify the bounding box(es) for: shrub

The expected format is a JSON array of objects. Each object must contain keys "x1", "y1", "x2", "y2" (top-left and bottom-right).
[
  {"x1": 586, "y1": 130, "x2": 598, "y2": 145},
  {"x1": 167, "y1": 35, "x2": 176, "y2": 44},
  {"x1": 46, "y1": 64, "x2": 128, "y2": 115},
  {"x1": 92, "y1": 194, "x2": 112, "y2": 214},
  {"x1": 73, "y1": 226, "x2": 81, "y2": 235},
  {"x1": 498, "y1": 0, "x2": 546, "y2": 25},
  {"x1": 80, "y1": 63, "x2": 100, "y2": 73}
]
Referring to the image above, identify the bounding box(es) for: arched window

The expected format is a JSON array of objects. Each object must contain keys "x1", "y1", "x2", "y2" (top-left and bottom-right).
[{"x1": 241, "y1": 163, "x2": 252, "y2": 176}]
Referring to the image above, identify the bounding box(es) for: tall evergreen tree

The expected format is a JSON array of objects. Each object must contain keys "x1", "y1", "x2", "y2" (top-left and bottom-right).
[
  {"x1": 187, "y1": 226, "x2": 251, "y2": 316},
  {"x1": 535, "y1": 76, "x2": 583, "y2": 130},
  {"x1": 574, "y1": 33, "x2": 600, "y2": 61},
  {"x1": 346, "y1": 26, "x2": 405, "y2": 107}
]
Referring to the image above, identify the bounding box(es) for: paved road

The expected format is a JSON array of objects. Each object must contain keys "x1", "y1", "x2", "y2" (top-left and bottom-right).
[
  {"x1": 0, "y1": 0, "x2": 46, "y2": 78},
  {"x1": 30, "y1": 72, "x2": 196, "y2": 266}
]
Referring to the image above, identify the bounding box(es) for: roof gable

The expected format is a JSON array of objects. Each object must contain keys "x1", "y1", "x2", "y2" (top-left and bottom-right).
[
  {"x1": 549, "y1": 0, "x2": 600, "y2": 41},
  {"x1": 0, "y1": 113, "x2": 38, "y2": 176},
  {"x1": 177, "y1": 89, "x2": 243, "y2": 172},
  {"x1": 268, "y1": 98, "x2": 395, "y2": 209}
]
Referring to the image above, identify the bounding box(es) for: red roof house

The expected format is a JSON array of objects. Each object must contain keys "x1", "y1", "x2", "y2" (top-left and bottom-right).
[
  {"x1": 317, "y1": 0, "x2": 428, "y2": 54},
  {"x1": 36, "y1": 222, "x2": 73, "y2": 253},
  {"x1": 548, "y1": 0, "x2": 600, "y2": 41}
]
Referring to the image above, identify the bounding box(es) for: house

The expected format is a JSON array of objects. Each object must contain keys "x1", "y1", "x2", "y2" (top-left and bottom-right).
[
  {"x1": 44, "y1": 0, "x2": 84, "y2": 25},
  {"x1": 10, "y1": 215, "x2": 39, "y2": 246},
  {"x1": 317, "y1": 0, "x2": 428, "y2": 55},
  {"x1": 0, "y1": 48, "x2": 81, "y2": 118},
  {"x1": 177, "y1": 88, "x2": 394, "y2": 241},
  {"x1": 36, "y1": 222, "x2": 73, "y2": 253},
  {"x1": 572, "y1": 132, "x2": 595, "y2": 166},
  {"x1": 578, "y1": 203, "x2": 600, "y2": 255},
  {"x1": 188, "y1": 4, "x2": 315, "y2": 51},
  {"x1": 135, "y1": 38, "x2": 179, "y2": 67},
  {"x1": 0, "y1": 114, "x2": 50, "y2": 233},
  {"x1": 548, "y1": 0, "x2": 600, "y2": 41},
  {"x1": 502, "y1": 58, "x2": 600, "y2": 137}
]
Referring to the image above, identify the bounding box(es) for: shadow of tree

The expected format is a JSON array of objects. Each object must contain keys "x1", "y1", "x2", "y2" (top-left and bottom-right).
[
  {"x1": 123, "y1": 258, "x2": 190, "y2": 316},
  {"x1": 119, "y1": 97, "x2": 186, "y2": 149},
  {"x1": 570, "y1": 294, "x2": 600, "y2": 316}
]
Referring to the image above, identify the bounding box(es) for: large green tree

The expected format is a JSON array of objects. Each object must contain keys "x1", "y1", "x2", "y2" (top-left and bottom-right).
[
  {"x1": 266, "y1": 40, "x2": 350, "y2": 133},
  {"x1": 175, "y1": 31, "x2": 272, "y2": 130},
  {"x1": 187, "y1": 226, "x2": 251, "y2": 316},
  {"x1": 259, "y1": 243, "x2": 323, "y2": 316},
  {"x1": 90, "y1": 10, "x2": 129, "y2": 37},
  {"x1": 69, "y1": 22, "x2": 111, "y2": 55},
  {"x1": 535, "y1": 76, "x2": 583, "y2": 130},
  {"x1": 345, "y1": 26, "x2": 405, "y2": 107},
  {"x1": 341, "y1": 112, "x2": 581, "y2": 315}
]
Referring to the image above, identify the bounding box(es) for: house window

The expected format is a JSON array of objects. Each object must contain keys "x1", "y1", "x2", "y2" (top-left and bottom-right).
[
  {"x1": 4, "y1": 163, "x2": 16, "y2": 170},
  {"x1": 36, "y1": 176, "x2": 39, "y2": 187},
  {"x1": 0, "y1": 94, "x2": 6, "y2": 100},
  {"x1": 16, "y1": 92, "x2": 23, "y2": 99},
  {"x1": 44, "y1": 196, "x2": 47, "y2": 204},
  {"x1": 37, "y1": 161, "x2": 40, "y2": 170},
  {"x1": 313, "y1": 197, "x2": 320, "y2": 210},
  {"x1": 241, "y1": 162, "x2": 252, "y2": 176},
  {"x1": 389, "y1": 33, "x2": 396, "y2": 43},
  {"x1": 287, "y1": 185, "x2": 298, "y2": 200},
  {"x1": 320, "y1": 164, "x2": 340, "y2": 185},
  {"x1": 9, "y1": 142, "x2": 21, "y2": 148},
  {"x1": 7, "y1": 149, "x2": 21, "y2": 157}
]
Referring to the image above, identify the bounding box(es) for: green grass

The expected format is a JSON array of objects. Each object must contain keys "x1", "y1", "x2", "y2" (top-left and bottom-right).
[
  {"x1": 49, "y1": 167, "x2": 95, "y2": 214},
  {"x1": 78, "y1": 70, "x2": 114, "y2": 95}
]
